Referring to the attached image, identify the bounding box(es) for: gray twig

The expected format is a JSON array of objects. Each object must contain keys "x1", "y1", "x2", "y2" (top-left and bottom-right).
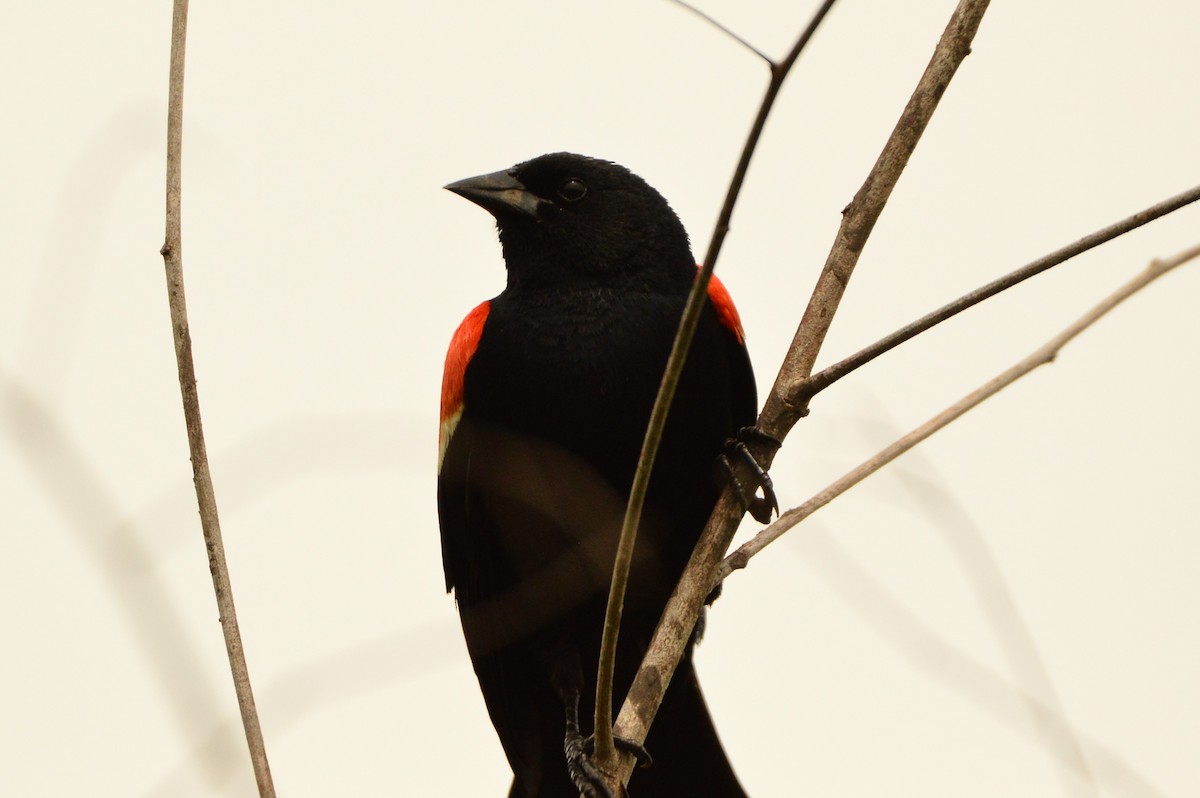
[{"x1": 160, "y1": 2, "x2": 276, "y2": 795}]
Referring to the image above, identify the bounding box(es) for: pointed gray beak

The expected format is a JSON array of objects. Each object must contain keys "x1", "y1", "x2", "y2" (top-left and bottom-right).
[{"x1": 444, "y1": 169, "x2": 544, "y2": 220}]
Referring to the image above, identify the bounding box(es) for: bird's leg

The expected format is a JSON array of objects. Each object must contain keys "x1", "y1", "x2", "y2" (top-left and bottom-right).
[
  {"x1": 560, "y1": 687, "x2": 654, "y2": 798},
  {"x1": 562, "y1": 688, "x2": 612, "y2": 798},
  {"x1": 719, "y1": 426, "x2": 781, "y2": 523},
  {"x1": 581, "y1": 726, "x2": 653, "y2": 769}
]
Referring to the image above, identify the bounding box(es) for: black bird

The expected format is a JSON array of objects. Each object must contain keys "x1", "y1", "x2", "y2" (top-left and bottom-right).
[{"x1": 439, "y1": 152, "x2": 756, "y2": 797}]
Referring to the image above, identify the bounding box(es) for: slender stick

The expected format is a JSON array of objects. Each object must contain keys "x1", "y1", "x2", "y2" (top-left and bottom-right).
[
  {"x1": 721, "y1": 241, "x2": 1200, "y2": 579},
  {"x1": 160, "y1": 3, "x2": 276, "y2": 795},
  {"x1": 801, "y1": 183, "x2": 1200, "y2": 402},
  {"x1": 591, "y1": 0, "x2": 839, "y2": 771},
  {"x1": 607, "y1": 0, "x2": 993, "y2": 788},
  {"x1": 667, "y1": 0, "x2": 774, "y2": 64}
]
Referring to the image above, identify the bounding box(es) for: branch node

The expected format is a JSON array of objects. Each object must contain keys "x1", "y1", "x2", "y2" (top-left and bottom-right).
[
  {"x1": 722, "y1": 242, "x2": 1200, "y2": 574},
  {"x1": 725, "y1": 549, "x2": 749, "y2": 574},
  {"x1": 786, "y1": 379, "x2": 816, "y2": 410}
]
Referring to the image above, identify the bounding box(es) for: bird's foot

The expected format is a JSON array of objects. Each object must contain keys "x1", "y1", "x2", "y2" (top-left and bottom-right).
[
  {"x1": 720, "y1": 426, "x2": 781, "y2": 523},
  {"x1": 582, "y1": 734, "x2": 653, "y2": 769},
  {"x1": 564, "y1": 724, "x2": 613, "y2": 798},
  {"x1": 563, "y1": 691, "x2": 652, "y2": 798},
  {"x1": 564, "y1": 731, "x2": 653, "y2": 798}
]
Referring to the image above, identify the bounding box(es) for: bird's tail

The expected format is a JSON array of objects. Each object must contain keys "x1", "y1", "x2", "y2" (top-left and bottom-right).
[
  {"x1": 630, "y1": 658, "x2": 747, "y2": 797},
  {"x1": 505, "y1": 657, "x2": 746, "y2": 797}
]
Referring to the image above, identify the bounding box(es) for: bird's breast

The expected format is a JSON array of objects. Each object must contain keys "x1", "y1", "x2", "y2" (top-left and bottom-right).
[{"x1": 463, "y1": 288, "x2": 683, "y2": 464}]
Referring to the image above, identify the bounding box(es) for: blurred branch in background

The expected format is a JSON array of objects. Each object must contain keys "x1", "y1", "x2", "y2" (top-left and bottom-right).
[
  {"x1": 2, "y1": 124, "x2": 432, "y2": 786},
  {"x1": 0, "y1": 86, "x2": 232, "y2": 795},
  {"x1": 118, "y1": 412, "x2": 421, "y2": 563},
  {"x1": 848, "y1": 405, "x2": 1097, "y2": 797},
  {"x1": 0, "y1": 371, "x2": 230, "y2": 791},
  {"x1": 143, "y1": 622, "x2": 460, "y2": 798},
  {"x1": 13, "y1": 105, "x2": 157, "y2": 397},
  {"x1": 3, "y1": 360, "x2": 435, "y2": 794},
  {"x1": 792, "y1": 527, "x2": 1165, "y2": 797}
]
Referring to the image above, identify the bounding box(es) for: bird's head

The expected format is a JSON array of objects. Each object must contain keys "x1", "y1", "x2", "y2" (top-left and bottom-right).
[{"x1": 445, "y1": 152, "x2": 694, "y2": 291}]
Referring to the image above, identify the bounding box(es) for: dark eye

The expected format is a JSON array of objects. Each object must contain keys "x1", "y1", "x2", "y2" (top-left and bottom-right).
[{"x1": 557, "y1": 178, "x2": 588, "y2": 202}]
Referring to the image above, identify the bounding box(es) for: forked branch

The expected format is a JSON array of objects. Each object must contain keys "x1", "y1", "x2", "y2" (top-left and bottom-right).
[
  {"x1": 722, "y1": 241, "x2": 1200, "y2": 579},
  {"x1": 591, "y1": 0, "x2": 839, "y2": 770},
  {"x1": 802, "y1": 183, "x2": 1200, "y2": 402},
  {"x1": 600, "y1": 0, "x2": 994, "y2": 791}
]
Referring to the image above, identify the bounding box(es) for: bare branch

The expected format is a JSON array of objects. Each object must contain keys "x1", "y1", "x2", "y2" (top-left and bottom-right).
[
  {"x1": 590, "y1": 1, "x2": 839, "y2": 773},
  {"x1": 590, "y1": 1, "x2": 840, "y2": 776},
  {"x1": 802, "y1": 183, "x2": 1200, "y2": 401},
  {"x1": 721, "y1": 241, "x2": 1200, "y2": 579},
  {"x1": 607, "y1": 0, "x2": 993, "y2": 788},
  {"x1": 160, "y1": 2, "x2": 276, "y2": 795}
]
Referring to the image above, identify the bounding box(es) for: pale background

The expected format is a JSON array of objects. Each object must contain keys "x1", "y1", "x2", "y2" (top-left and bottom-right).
[{"x1": 2, "y1": 1, "x2": 1198, "y2": 796}]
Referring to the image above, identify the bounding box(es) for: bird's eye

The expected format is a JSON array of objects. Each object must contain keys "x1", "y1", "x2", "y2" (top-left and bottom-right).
[{"x1": 557, "y1": 178, "x2": 588, "y2": 202}]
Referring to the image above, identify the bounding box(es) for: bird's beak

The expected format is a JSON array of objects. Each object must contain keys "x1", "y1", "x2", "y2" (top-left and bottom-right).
[{"x1": 444, "y1": 169, "x2": 544, "y2": 220}]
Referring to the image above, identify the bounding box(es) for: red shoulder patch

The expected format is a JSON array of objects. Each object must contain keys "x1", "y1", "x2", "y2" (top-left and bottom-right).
[
  {"x1": 706, "y1": 272, "x2": 745, "y2": 345},
  {"x1": 439, "y1": 301, "x2": 490, "y2": 469},
  {"x1": 441, "y1": 301, "x2": 490, "y2": 422}
]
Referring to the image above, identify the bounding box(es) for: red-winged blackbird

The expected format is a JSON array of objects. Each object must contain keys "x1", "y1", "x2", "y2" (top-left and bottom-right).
[{"x1": 440, "y1": 153, "x2": 754, "y2": 797}]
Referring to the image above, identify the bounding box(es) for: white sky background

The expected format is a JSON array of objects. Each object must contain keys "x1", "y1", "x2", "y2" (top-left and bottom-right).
[{"x1": 2, "y1": 1, "x2": 1198, "y2": 795}]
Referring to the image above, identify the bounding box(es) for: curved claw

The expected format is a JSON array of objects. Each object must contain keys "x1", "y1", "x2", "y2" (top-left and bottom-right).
[
  {"x1": 563, "y1": 689, "x2": 639, "y2": 798},
  {"x1": 583, "y1": 734, "x2": 653, "y2": 770},
  {"x1": 565, "y1": 728, "x2": 615, "y2": 798},
  {"x1": 720, "y1": 426, "x2": 781, "y2": 523}
]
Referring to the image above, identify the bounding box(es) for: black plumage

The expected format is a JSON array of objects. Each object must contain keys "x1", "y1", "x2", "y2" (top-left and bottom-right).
[{"x1": 439, "y1": 153, "x2": 753, "y2": 797}]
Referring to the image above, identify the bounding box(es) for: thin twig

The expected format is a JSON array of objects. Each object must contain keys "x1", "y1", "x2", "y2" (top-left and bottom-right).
[
  {"x1": 160, "y1": 2, "x2": 276, "y2": 795},
  {"x1": 608, "y1": 0, "x2": 992, "y2": 788},
  {"x1": 801, "y1": 183, "x2": 1200, "y2": 402},
  {"x1": 721, "y1": 241, "x2": 1200, "y2": 579},
  {"x1": 667, "y1": 0, "x2": 773, "y2": 64},
  {"x1": 590, "y1": 0, "x2": 839, "y2": 774}
]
